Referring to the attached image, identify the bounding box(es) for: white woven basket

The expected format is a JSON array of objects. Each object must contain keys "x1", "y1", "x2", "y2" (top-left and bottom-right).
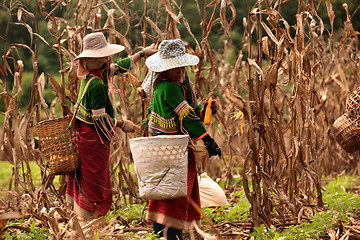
[{"x1": 129, "y1": 135, "x2": 189, "y2": 200}]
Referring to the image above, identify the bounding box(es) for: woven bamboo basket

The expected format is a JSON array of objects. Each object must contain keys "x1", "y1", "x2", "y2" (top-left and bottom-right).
[
  {"x1": 346, "y1": 86, "x2": 360, "y2": 118},
  {"x1": 332, "y1": 113, "x2": 360, "y2": 153},
  {"x1": 35, "y1": 115, "x2": 79, "y2": 175}
]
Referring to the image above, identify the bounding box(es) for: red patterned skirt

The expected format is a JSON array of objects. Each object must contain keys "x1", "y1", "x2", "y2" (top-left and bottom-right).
[
  {"x1": 146, "y1": 148, "x2": 201, "y2": 231},
  {"x1": 66, "y1": 121, "x2": 112, "y2": 217}
]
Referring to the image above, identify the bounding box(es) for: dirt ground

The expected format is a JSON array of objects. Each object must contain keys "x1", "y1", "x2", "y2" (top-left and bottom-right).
[{"x1": 110, "y1": 185, "x2": 360, "y2": 239}]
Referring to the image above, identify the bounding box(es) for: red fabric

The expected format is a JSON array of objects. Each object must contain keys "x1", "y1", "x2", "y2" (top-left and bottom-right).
[
  {"x1": 146, "y1": 148, "x2": 201, "y2": 228},
  {"x1": 66, "y1": 121, "x2": 112, "y2": 216},
  {"x1": 89, "y1": 70, "x2": 104, "y2": 81}
]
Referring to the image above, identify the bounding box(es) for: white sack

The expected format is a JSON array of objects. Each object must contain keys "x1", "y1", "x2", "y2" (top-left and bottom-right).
[
  {"x1": 129, "y1": 135, "x2": 189, "y2": 200},
  {"x1": 198, "y1": 173, "x2": 228, "y2": 208}
]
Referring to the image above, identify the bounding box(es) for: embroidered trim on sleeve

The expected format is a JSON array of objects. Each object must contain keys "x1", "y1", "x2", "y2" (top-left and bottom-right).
[
  {"x1": 92, "y1": 108, "x2": 107, "y2": 117},
  {"x1": 148, "y1": 111, "x2": 178, "y2": 134},
  {"x1": 91, "y1": 108, "x2": 118, "y2": 142},
  {"x1": 174, "y1": 101, "x2": 200, "y2": 121},
  {"x1": 173, "y1": 100, "x2": 201, "y2": 136}
]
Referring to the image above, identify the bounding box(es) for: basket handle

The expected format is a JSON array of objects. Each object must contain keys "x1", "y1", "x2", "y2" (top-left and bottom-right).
[{"x1": 68, "y1": 76, "x2": 97, "y2": 127}]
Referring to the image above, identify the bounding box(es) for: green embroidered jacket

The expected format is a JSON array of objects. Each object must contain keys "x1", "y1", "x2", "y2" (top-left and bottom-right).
[
  {"x1": 149, "y1": 80, "x2": 208, "y2": 141},
  {"x1": 75, "y1": 57, "x2": 132, "y2": 126}
]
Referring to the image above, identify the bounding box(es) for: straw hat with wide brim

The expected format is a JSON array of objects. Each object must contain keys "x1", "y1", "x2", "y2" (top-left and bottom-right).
[
  {"x1": 75, "y1": 32, "x2": 125, "y2": 60},
  {"x1": 145, "y1": 39, "x2": 199, "y2": 72}
]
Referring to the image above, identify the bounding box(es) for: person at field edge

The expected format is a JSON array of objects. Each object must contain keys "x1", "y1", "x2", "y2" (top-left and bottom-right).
[
  {"x1": 66, "y1": 32, "x2": 157, "y2": 221},
  {"x1": 141, "y1": 39, "x2": 221, "y2": 240}
]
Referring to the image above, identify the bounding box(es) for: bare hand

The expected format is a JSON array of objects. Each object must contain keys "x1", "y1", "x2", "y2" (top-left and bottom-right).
[
  {"x1": 142, "y1": 43, "x2": 157, "y2": 57},
  {"x1": 117, "y1": 119, "x2": 141, "y2": 133}
]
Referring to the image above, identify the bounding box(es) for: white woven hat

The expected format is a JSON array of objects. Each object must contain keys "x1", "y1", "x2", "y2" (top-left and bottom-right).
[
  {"x1": 75, "y1": 32, "x2": 125, "y2": 60},
  {"x1": 145, "y1": 39, "x2": 199, "y2": 72}
]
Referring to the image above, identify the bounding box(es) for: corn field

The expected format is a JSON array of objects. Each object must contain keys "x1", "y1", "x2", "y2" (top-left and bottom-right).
[{"x1": 0, "y1": 0, "x2": 359, "y2": 239}]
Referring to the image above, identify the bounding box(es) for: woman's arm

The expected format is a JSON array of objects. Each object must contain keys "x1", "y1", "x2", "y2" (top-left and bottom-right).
[
  {"x1": 132, "y1": 43, "x2": 157, "y2": 63},
  {"x1": 112, "y1": 44, "x2": 157, "y2": 75}
]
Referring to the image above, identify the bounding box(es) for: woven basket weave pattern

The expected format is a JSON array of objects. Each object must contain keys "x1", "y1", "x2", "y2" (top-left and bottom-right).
[
  {"x1": 36, "y1": 115, "x2": 78, "y2": 175},
  {"x1": 333, "y1": 114, "x2": 360, "y2": 153},
  {"x1": 346, "y1": 86, "x2": 360, "y2": 118}
]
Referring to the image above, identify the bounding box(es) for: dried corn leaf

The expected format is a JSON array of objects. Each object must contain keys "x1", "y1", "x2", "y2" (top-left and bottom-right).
[
  {"x1": 180, "y1": 16, "x2": 201, "y2": 49},
  {"x1": 325, "y1": 0, "x2": 335, "y2": 32},
  {"x1": 342, "y1": 4, "x2": 360, "y2": 40},
  {"x1": 13, "y1": 22, "x2": 33, "y2": 46},
  {"x1": 339, "y1": 227, "x2": 350, "y2": 240},
  {"x1": 225, "y1": 88, "x2": 245, "y2": 111},
  {"x1": 303, "y1": 55, "x2": 311, "y2": 78},
  {"x1": 33, "y1": 33, "x2": 51, "y2": 46},
  {"x1": 13, "y1": 121, "x2": 25, "y2": 165},
  {"x1": 248, "y1": 58, "x2": 264, "y2": 80},
  {"x1": 260, "y1": 21, "x2": 280, "y2": 46},
  {"x1": 261, "y1": 36, "x2": 271, "y2": 57},
  {"x1": 105, "y1": 29, "x2": 132, "y2": 53},
  {"x1": 17, "y1": 8, "x2": 23, "y2": 22},
  {"x1": 107, "y1": 0, "x2": 129, "y2": 24},
  {"x1": 336, "y1": 62, "x2": 349, "y2": 91},
  {"x1": 103, "y1": 9, "x2": 115, "y2": 30},
  {"x1": 164, "y1": 0, "x2": 181, "y2": 24},
  {"x1": 144, "y1": 16, "x2": 163, "y2": 40},
  {"x1": 205, "y1": 3, "x2": 219, "y2": 33},
  {"x1": 36, "y1": 73, "x2": 50, "y2": 118},
  {"x1": 266, "y1": 61, "x2": 281, "y2": 87},
  {"x1": 13, "y1": 60, "x2": 23, "y2": 96},
  {"x1": 0, "y1": 62, "x2": 7, "y2": 77},
  {"x1": 69, "y1": 216, "x2": 86, "y2": 239},
  {"x1": 220, "y1": 0, "x2": 236, "y2": 37}
]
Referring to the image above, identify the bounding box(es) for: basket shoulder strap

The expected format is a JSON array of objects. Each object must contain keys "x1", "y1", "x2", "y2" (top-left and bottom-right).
[
  {"x1": 77, "y1": 76, "x2": 97, "y2": 104},
  {"x1": 69, "y1": 76, "x2": 97, "y2": 125}
]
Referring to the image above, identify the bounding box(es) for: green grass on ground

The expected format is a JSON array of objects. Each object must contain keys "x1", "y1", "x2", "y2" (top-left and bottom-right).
[
  {"x1": 0, "y1": 161, "x2": 60, "y2": 193},
  {"x1": 0, "y1": 162, "x2": 359, "y2": 240}
]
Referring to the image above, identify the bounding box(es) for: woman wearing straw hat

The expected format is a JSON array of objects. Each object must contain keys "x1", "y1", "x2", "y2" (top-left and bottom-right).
[
  {"x1": 66, "y1": 32, "x2": 156, "y2": 221},
  {"x1": 142, "y1": 39, "x2": 221, "y2": 240}
]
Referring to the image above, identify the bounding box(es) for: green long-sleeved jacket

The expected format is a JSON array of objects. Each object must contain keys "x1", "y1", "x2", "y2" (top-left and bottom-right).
[{"x1": 149, "y1": 80, "x2": 208, "y2": 140}]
